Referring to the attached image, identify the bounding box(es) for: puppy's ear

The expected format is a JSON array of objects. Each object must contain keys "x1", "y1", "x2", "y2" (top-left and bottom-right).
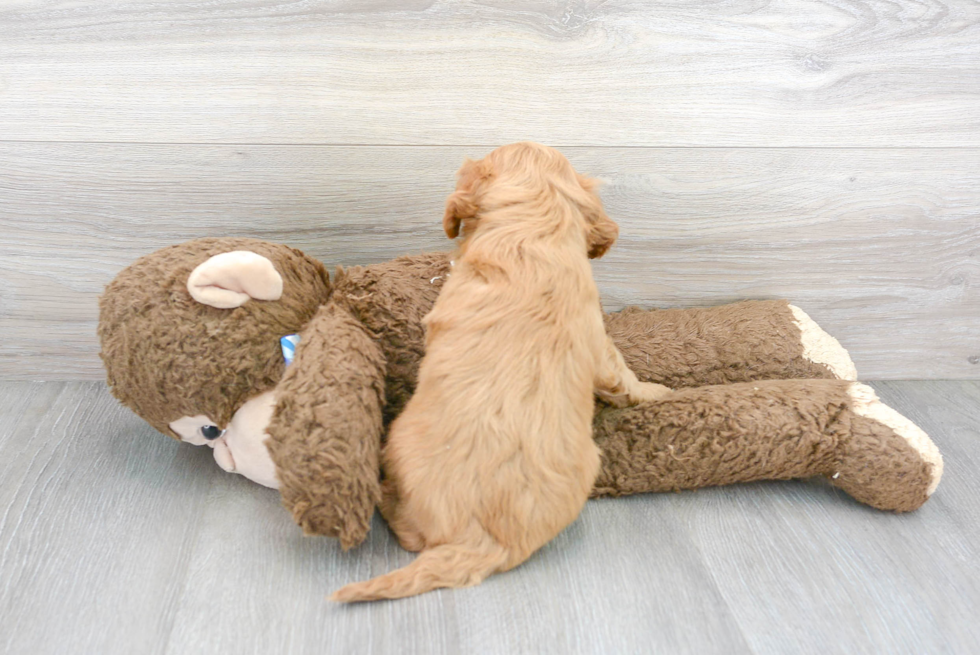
[
  {"x1": 587, "y1": 213, "x2": 619, "y2": 259},
  {"x1": 443, "y1": 158, "x2": 489, "y2": 239},
  {"x1": 576, "y1": 174, "x2": 619, "y2": 259},
  {"x1": 443, "y1": 192, "x2": 477, "y2": 239}
]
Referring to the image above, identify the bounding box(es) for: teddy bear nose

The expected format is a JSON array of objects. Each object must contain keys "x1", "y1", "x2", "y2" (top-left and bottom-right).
[{"x1": 200, "y1": 425, "x2": 223, "y2": 440}]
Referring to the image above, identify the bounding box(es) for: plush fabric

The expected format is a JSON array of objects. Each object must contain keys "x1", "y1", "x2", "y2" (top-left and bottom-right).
[
  {"x1": 331, "y1": 254, "x2": 448, "y2": 425},
  {"x1": 604, "y1": 302, "x2": 837, "y2": 387},
  {"x1": 592, "y1": 379, "x2": 934, "y2": 512},
  {"x1": 266, "y1": 303, "x2": 385, "y2": 549},
  {"x1": 98, "y1": 238, "x2": 330, "y2": 437}
]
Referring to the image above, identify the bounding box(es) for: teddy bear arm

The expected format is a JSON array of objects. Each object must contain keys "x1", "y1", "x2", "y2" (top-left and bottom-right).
[
  {"x1": 604, "y1": 300, "x2": 857, "y2": 388},
  {"x1": 591, "y1": 379, "x2": 941, "y2": 512},
  {"x1": 265, "y1": 302, "x2": 387, "y2": 549}
]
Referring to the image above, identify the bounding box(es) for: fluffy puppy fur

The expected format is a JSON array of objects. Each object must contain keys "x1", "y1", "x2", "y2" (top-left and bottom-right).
[{"x1": 332, "y1": 142, "x2": 670, "y2": 602}]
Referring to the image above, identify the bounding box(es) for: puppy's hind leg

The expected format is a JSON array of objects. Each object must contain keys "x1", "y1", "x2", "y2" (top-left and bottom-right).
[
  {"x1": 595, "y1": 335, "x2": 672, "y2": 406},
  {"x1": 379, "y1": 478, "x2": 426, "y2": 552}
]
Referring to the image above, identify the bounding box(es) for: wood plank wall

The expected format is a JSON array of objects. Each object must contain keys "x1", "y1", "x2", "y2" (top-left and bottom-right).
[{"x1": 1, "y1": 0, "x2": 978, "y2": 380}]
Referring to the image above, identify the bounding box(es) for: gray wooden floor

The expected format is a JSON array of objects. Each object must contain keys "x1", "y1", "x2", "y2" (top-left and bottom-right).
[{"x1": 1, "y1": 380, "x2": 977, "y2": 654}]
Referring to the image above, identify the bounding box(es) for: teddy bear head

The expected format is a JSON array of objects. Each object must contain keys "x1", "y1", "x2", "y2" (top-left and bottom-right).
[{"x1": 98, "y1": 237, "x2": 331, "y2": 442}]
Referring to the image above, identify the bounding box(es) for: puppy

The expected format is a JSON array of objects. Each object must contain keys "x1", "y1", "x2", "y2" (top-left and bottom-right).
[{"x1": 331, "y1": 142, "x2": 670, "y2": 602}]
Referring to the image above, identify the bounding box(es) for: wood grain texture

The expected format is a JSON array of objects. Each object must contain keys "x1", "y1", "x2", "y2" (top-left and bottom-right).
[
  {"x1": 0, "y1": 382, "x2": 221, "y2": 655},
  {"x1": 2, "y1": 143, "x2": 977, "y2": 380},
  {"x1": 699, "y1": 379, "x2": 980, "y2": 653},
  {"x1": 1, "y1": 380, "x2": 978, "y2": 654},
  {"x1": 0, "y1": 0, "x2": 978, "y2": 146}
]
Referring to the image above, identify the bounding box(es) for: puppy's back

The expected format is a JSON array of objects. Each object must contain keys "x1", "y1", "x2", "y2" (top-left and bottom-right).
[{"x1": 332, "y1": 143, "x2": 610, "y2": 602}]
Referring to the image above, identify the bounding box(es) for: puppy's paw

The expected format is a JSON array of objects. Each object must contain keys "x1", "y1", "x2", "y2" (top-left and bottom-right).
[
  {"x1": 628, "y1": 382, "x2": 672, "y2": 404},
  {"x1": 595, "y1": 389, "x2": 630, "y2": 408}
]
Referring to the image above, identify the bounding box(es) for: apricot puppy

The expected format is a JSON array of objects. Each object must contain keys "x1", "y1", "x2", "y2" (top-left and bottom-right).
[{"x1": 332, "y1": 142, "x2": 670, "y2": 602}]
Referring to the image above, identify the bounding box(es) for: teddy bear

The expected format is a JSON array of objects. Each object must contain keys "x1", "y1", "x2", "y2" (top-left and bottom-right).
[{"x1": 98, "y1": 237, "x2": 943, "y2": 549}]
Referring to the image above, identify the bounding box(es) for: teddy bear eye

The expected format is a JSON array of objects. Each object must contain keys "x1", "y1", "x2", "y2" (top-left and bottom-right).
[{"x1": 200, "y1": 425, "x2": 222, "y2": 440}]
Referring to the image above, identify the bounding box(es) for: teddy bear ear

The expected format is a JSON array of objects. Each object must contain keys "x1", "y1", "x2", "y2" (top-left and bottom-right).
[{"x1": 187, "y1": 251, "x2": 284, "y2": 309}]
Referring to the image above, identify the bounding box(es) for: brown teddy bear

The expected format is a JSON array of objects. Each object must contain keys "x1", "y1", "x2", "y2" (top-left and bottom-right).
[{"x1": 99, "y1": 237, "x2": 943, "y2": 549}]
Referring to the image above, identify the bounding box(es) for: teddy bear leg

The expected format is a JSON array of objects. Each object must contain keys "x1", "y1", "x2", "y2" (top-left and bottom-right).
[
  {"x1": 591, "y1": 379, "x2": 942, "y2": 512},
  {"x1": 788, "y1": 305, "x2": 857, "y2": 381},
  {"x1": 829, "y1": 383, "x2": 943, "y2": 512},
  {"x1": 604, "y1": 300, "x2": 856, "y2": 388},
  {"x1": 591, "y1": 379, "x2": 846, "y2": 497}
]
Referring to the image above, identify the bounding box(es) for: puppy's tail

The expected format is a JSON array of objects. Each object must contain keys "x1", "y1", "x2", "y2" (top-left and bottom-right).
[{"x1": 330, "y1": 541, "x2": 509, "y2": 603}]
